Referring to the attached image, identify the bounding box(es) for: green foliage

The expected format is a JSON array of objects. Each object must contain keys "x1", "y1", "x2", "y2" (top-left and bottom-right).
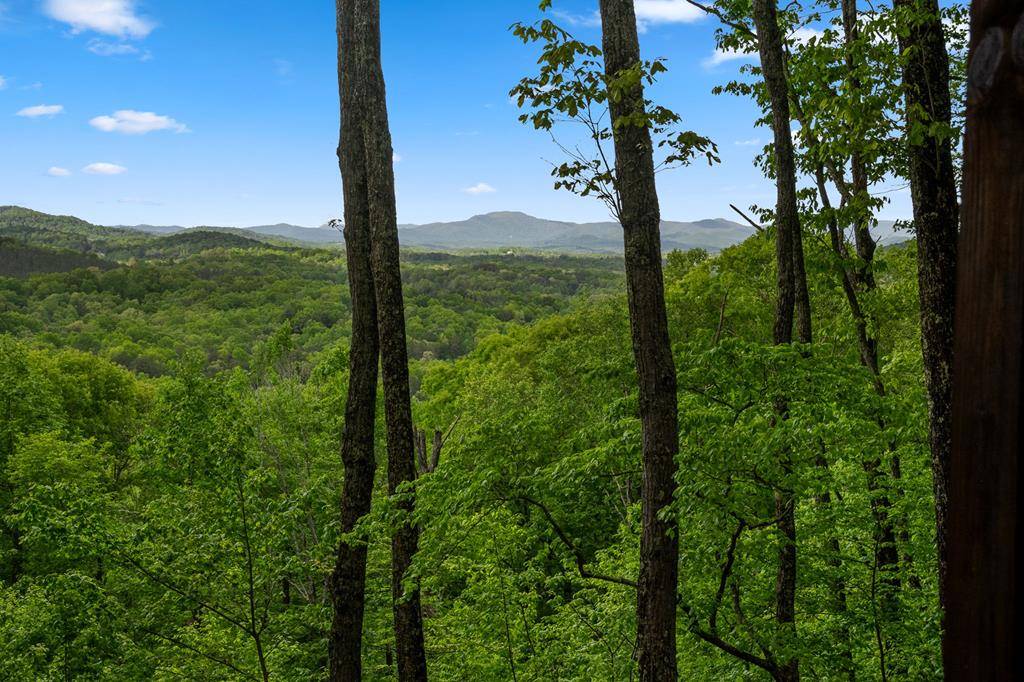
[
  {"x1": 0, "y1": 226, "x2": 941, "y2": 678},
  {"x1": 510, "y1": 15, "x2": 718, "y2": 217},
  {"x1": 707, "y1": 0, "x2": 967, "y2": 239}
]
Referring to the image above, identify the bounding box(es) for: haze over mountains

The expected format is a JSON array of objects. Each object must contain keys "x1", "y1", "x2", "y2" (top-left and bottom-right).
[
  {"x1": 117, "y1": 210, "x2": 907, "y2": 253},
  {"x1": 119, "y1": 211, "x2": 754, "y2": 252},
  {"x1": 0, "y1": 206, "x2": 909, "y2": 255}
]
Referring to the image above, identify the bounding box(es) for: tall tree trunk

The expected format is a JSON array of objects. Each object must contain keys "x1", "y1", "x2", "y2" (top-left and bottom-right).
[
  {"x1": 752, "y1": 0, "x2": 802, "y2": 678},
  {"x1": 945, "y1": 2, "x2": 1023, "y2": 677},
  {"x1": 351, "y1": 1, "x2": 429, "y2": 678},
  {"x1": 328, "y1": 4, "x2": 379, "y2": 676},
  {"x1": 842, "y1": 0, "x2": 910, "y2": 630},
  {"x1": 892, "y1": 0, "x2": 959, "y2": 608},
  {"x1": 597, "y1": 1, "x2": 680, "y2": 679},
  {"x1": 332, "y1": 2, "x2": 428, "y2": 679}
]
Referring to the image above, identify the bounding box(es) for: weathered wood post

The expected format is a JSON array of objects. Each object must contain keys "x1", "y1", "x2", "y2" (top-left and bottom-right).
[{"x1": 945, "y1": 1, "x2": 1024, "y2": 677}]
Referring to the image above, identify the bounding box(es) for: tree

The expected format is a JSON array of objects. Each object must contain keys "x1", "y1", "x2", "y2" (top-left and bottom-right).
[
  {"x1": 945, "y1": 0, "x2": 1024, "y2": 676},
  {"x1": 748, "y1": 0, "x2": 811, "y2": 677},
  {"x1": 332, "y1": 1, "x2": 428, "y2": 679},
  {"x1": 511, "y1": 2, "x2": 716, "y2": 677},
  {"x1": 0, "y1": 337, "x2": 62, "y2": 585},
  {"x1": 596, "y1": 1, "x2": 682, "y2": 677},
  {"x1": 329, "y1": 2, "x2": 381, "y2": 678},
  {"x1": 788, "y1": 0, "x2": 909, "y2": 660},
  {"x1": 893, "y1": 0, "x2": 959, "y2": 603}
]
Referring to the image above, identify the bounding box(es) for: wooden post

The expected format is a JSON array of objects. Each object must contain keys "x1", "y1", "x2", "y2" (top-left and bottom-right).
[{"x1": 945, "y1": 1, "x2": 1024, "y2": 678}]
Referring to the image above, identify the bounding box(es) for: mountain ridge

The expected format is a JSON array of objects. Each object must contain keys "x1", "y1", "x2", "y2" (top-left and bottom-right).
[
  {"x1": 115, "y1": 210, "x2": 760, "y2": 253},
  {"x1": 5, "y1": 206, "x2": 909, "y2": 254}
]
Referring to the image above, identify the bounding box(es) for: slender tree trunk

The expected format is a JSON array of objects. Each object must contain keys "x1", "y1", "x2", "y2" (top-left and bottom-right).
[
  {"x1": 752, "y1": 0, "x2": 802, "y2": 678},
  {"x1": 892, "y1": 0, "x2": 959, "y2": 609},
  {"x1": 328, "y1": 4, "x2": 379, "y2": 675},
  {"x1": 842, "y1": 0, "x2": 913, "y2": 627},
  {"x1": 945, "y1": 2, "x2": 1024, "y2": 677},
  {"x1": 597, "y1": 1, "x2": 680, "y2": 679},
  {"x1": 843, "y1": 0, "x2": 922, "y2": 598},
  {"x1": 791, "y1": 214, "x2": 812, "y2": 347},
  {"x1": 814, "y1": 168, "x2": 904, "y2": 627},
  {"x1": 840, "y1": 0, "x2": 877, "y2": 297},
  {"x1": 348, "y1": 1, "x2": 429, "y2": 678}
]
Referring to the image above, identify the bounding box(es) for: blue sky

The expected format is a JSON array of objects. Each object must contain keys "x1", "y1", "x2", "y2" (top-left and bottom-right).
[{"x1": 0, "y1": 0, "x2": 913, "y2": 227}]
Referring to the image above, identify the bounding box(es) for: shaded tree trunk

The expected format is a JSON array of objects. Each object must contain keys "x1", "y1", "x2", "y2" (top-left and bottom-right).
[
  {"x1": 944, "y1": 1, "x2": 1024, "y2": 677},
  {"x1": 328, "y1": 3, "x2": 379, "y2": 675},
  {"x1": 751, "y1": 0, "x2": 802, "y2": 677},
  {"x1": 597, "y1": 1, "x2": 680, "y2": 679},
  {"x1": 350, "y1": 0, "x2": 429, "y2": 678},
  {"x1": 892, "y1": 0, "x2": 959, "y2": 608}
]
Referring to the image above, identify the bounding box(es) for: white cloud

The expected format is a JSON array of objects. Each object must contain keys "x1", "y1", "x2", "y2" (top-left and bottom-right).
[
  {"x1": 703, "y1": 46, "x2": 756, "y2": 68},
  {"x1": 47, "y1": 166, "x2": 71, "y2": 176},
  {"x1": 89, "y1": 109, "x2": 188, "y2": 134},
  {"x1": 788, "y1": 27, "x2": 824, "y2": 46},
  {"x1": 0, "y1": 75, "x2": 6, "y2": 90},
  {"x1": 703, "y1": 26, "x2": 823, "y2": 68},
  {"x1": 87, "y1": 38, "x2": 138, "y2": 55},
  {"x1": 463, "y1": 182, "x2": 496, "y2": 195},
  {"x1": 16, "y1": 104, "x2": 64, "y2": 117},
  {"x1": 552, "y1": 9, "x2": 601, "y2": 27},
  {"x1": 44, "y1": 0, "x2": 154, "y2": 39},
  {"x1": 83, "y1": 162, "x2": 126, "y2": 175},
  {"x1": 635, "y1": 0, "x2": 704, "y2": 25},
  {"x1": 554, "y1": 2, "x2": 701, "y2": 31},
  {"x1": 735, "y1": 138, "x2": 761, "y2": 146},
  {"x1": 392, "y1": 152, "x2": 402, "y2": 163}
]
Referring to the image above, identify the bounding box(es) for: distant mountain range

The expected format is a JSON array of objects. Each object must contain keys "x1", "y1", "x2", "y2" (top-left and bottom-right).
[
  {"x1": 119, "y1": 212, "x2": 755, "y2": 252},
  {"x1": 397, "y1": 212, "x2": 757, "y2": 253},
  {"x1": 69, "y1": 209, "x2": 905, "y2": 254},
  {"x1": 123, "y1": 221, "x2": 338, "y2": 244}
]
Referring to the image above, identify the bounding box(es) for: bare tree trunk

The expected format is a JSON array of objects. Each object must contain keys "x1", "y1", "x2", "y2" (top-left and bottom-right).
[
  {"x1": 328, "y1": 4, "x2": 379, "y2": 676},
  {"x1": 414, "y1": 427, "x2": 444, "y2": 476},
  {"x1": 892, "y1": 0, "x2": 959, "y2": 608},
  {"x1": 752, "y1": 0, "x2": 802, "y2": 677},
  {"x1": 945, "y1": 2, "x2": 1024, "y2": 677},
  {"x1": 597, "y1": 1, "x2": 680, "y2": 679},
  {"x1": 347, "y1": 1, "x2": 429, "y2": 678}
]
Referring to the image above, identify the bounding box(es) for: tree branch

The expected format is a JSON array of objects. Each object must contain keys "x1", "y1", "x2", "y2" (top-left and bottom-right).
[
  {"x1": 729, "y1": 203, "x2": 765, "y2": 233},
  {"x1": 514, "y1": 495, "x2": 637, "y2": 589},
  {"x1": 682, "y1": 0, "x2": 757, "y2": 38}
]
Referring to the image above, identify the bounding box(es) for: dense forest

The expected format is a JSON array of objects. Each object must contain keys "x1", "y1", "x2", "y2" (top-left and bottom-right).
[
  {"x1": 0, "y1": 206, "x2": 624, "y2": 374},
  {"x1": 2, "y1": 0, "x2": 1021, "y2": 678},
  {"x1": 1, "y1": 207, "x2": 936, "y2": 679}
]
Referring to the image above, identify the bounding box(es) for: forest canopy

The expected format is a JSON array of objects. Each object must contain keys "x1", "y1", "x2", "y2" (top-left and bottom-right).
[{"x1": 1, "y1": 214, "x2": 940, "y2": 678}]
